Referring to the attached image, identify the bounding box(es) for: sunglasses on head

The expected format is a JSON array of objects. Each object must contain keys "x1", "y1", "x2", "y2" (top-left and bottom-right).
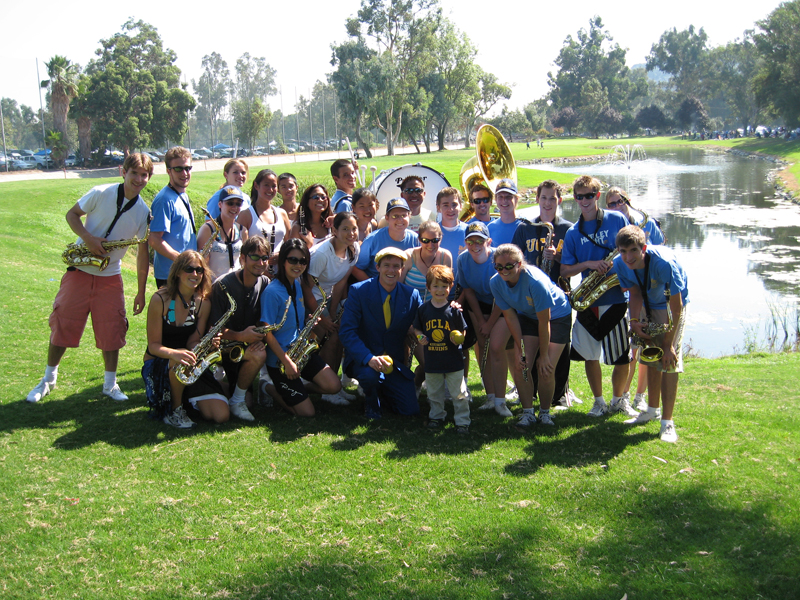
[
  {"x1": 183, "y1": 265, "x2": 204, "y2": 274},
  {"x1": 574, "y1": 192, "x2": 597, "y2": 201},
  {"x1": 494, "y1": 261, "x2": 519, "y2": 272},
  {"x1": 606, "y1": 199, "x2": 625, "y2": 208},
  {"x1": 285, "y1": 256, "x2": 308, "y2": 266},
  {"x1": 472, "y1": 196, "x2": 491, "y2": 204},
  {"x1": 403, "y1": 187, "x2": 424, "y2": 195},
  {"x1": 248, "y1": 254, "x2": 270, "y2": 262},
  {"x1": 169, "y1": 165, "x2": 193, "y2": 173},
  {"x1": 420, "y1": 237, "x2": 441, "y2": 244}
]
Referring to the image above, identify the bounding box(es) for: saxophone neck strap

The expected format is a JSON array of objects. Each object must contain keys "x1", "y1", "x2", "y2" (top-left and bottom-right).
[
  {"x1": 632, "y1": 253, "x2": 652, "y2": 320},
  {"x1": 102, "y1": 183, "x2": 140, "y2": 239},
  {"x1": 169, "y1": 184, "x2": 196, "y2": 234},
  {"x1": 578, "y1": 208, "x2": 610, "y2": 251}
]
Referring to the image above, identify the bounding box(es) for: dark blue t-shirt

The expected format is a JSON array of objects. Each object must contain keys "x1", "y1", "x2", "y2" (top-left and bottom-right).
[{"x1": 413, "y1": 302, "x2": 467, "y2": 373}]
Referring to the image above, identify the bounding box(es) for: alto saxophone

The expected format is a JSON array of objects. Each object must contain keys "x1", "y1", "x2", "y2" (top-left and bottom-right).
[
  {"x1": 570, "y1": 207, "x2": 650, "y2": 312},
  {"x1": 219, "y1": 297, "x2": 291, "y2": 362},
  {"x1": 281, "y1": 278, "x2": 327, "y2": 374},
  {"x1": 632, "y1": 288, "x2": 674, "y2": 363},
  {"x1": 173, "y1": 292, "x2": 237, "y2": 385},
  {"x1": 62, "y1": 227, "x2": 149, "y2": 271},
  {"x1": 200, "y1": 207, "x2": 220, "y2": 259},
  {"x1": 535, "y1": 221, "x2": 555, "y2": 276}
]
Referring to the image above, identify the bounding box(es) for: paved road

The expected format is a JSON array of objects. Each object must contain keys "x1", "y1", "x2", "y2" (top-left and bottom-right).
[{"x1": 0, "y1": 143, "x2": 466, "y2": 184}]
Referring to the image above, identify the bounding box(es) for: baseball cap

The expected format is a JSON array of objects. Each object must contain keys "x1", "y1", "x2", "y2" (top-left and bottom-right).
[
  {"x1": 495, "y1": 178, "x2": 518, "y2": 195},
  {"x1": 220, "y1": 186, "x2": 244, "y2": 202},
  {"x1": 385, "y1": 198, "x2": 410, "y2": 213},
  {"x1": 465, "y1": 222, "x2": 490, "y2": 240}
]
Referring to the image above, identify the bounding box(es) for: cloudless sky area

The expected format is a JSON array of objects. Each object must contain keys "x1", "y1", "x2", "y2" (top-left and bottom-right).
[{"x1": 2, "y1": 0, "x2": 783, "y2": 116}]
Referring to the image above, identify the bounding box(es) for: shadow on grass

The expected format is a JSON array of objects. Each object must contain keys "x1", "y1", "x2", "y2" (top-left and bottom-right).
[{"x1": 156, "y1": 486, "x2": 798, "y2": 600}]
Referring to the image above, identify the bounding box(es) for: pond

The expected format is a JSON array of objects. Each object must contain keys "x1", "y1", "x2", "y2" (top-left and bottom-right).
[{"x1": 520, "y1": 147, "x2": 800, "y2": 357}]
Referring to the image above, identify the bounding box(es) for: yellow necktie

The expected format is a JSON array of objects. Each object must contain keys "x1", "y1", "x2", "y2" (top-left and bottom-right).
[{"x1": 383, "y1": 293, "x2": 391, "y2": 328}]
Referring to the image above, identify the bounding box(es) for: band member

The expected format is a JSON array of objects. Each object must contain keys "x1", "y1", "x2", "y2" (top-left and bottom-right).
[
  {"x1": 352, "y1": 198, "x2": 419, "y2": 281},
  {"x1": 487, "y1": 179, "x2": 524, "y2": 246},
  {"x1": 27, "y1": 153, "x2": 153, "y2": 403},
  {"x1": 561, "y1": 175, "x2": 633, "y2": 418},
  {"x1": 339, "y1": 248, "x2": 423, "y2": 420},
  {"x1": 353, "y1": 188, "x2": 379, "y2": 241},
  {"x1": 278, "y1": 172, "x2": 299, "y2": 222},
  {"x1": 331, "y1": 158, "x2": 358, "y2": 213},
  {"x1": 436, "y1": 187, "x2": 468, "y2": 283},
  {"x1": 209, "y1": 236, "x2": 273, "y2": 422},
  {"x1": 466, "y1": 184, "x2": 493, "y2": 224},
  {"x1": 614, "y1": 226, "x2": 688, "y2": 443},
  {"x1": 378, "y1": 175, "x2": 434, "y2": 232},
  {"x1": 260, "y1": 239, "x2": 342, "y2": 417},
  {"x1": 237, "y1": 169, "x2": 292, "y2": 275},
  {"x1": 289, "y1": 184, "x2": 334, "y2": 248},
  {"x1": 150, "y1": 147, "x2": 197, "y2": 288},
  {"x1": 197, "y1": 185, "x2": 247, "y2": 279},
  {"x1": 142, "y1": 251, "x2": 228, "y2": 429},
  {"x1": 511, "y1": 179, "x2": 578, "y2": 408},
  {"x1": 204, "y1": 159, "x2": 251, "y2": 220},
  {"x1": 489, "y1": 244, "x2": 573, "y2": 428}
]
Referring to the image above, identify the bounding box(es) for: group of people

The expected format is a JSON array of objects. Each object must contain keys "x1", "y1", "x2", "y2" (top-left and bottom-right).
[{"x1": 25, "y1": 148, "x2": 689, "y2": 443}]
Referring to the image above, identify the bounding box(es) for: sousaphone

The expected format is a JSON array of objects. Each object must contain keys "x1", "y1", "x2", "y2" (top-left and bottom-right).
[{"x1": 459, "y1": 124, "x2": 517, "y2": 221}]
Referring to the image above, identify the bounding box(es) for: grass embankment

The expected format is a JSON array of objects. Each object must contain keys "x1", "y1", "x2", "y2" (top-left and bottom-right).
[{"x1": 1, "y1": 148, "x2": 798, "y2": 599}]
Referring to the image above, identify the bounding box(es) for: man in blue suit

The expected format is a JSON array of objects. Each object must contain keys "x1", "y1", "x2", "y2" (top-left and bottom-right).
[{"x1": 339, "y1": 248, "x2": 422, "y2": 419}]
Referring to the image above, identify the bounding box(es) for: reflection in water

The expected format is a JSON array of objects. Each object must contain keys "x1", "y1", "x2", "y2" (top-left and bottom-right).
[{"x1": 521, "y1": 147, "x2": 800, "y2": 356}]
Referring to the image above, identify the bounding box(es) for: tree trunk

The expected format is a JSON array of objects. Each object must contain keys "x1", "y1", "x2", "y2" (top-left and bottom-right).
[
  {"x1": 77, "y1": 116, "x2": 91, "y2": 166},
  {"x1": 52, "y1": 92, "x2": 69, "y2": 146},
  {"x1": 355, "y1": 117, "x2": 373, "y2": 159},
  {"x1": 437, "y1": 121, "x2": 446, "y2": 152}
]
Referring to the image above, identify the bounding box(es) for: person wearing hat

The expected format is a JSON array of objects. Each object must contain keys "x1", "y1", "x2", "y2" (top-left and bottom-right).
[
  {"x1": 487, "y1": 178, "x2": 525, "y2": 247},
  {"x1": 197, "y1": 185, "x2": 248, "y2": 279},
  {"x1": 352, "y1": 198, "x2": 419, "y2": 281},
  {"x1": 377, "y1": 175, "x2": 435, "y2": 232},
  {"x1": 339, "y1": 247, "x2": 423, "y2": 419},
  {"x1": 203, "y1": 159, "x2": 252, "y2": 220}
]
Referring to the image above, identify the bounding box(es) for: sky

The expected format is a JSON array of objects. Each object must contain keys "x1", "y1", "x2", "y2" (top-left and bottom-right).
[{"x1": 2, "y1": 0, "x2": 784, "y2": 117}]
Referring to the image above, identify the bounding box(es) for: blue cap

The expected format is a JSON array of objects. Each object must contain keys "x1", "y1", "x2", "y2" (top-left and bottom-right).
[
  {"x1": 495, "y1": 178, "x2": 518, "y2": 195},
  {"x1": 465, "y1": 221, "x2": 490, "y2": 240},
  {"x1": 385, "y1": 197, "x2": 410, "y2": 213},
  {"x1": 220, "y1": 185, "x2": 244, "y2": 202}
]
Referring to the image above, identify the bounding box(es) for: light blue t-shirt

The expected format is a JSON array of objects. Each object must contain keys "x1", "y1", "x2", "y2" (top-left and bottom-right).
[
  {"x1": 456, "y1": 247, "x2": 496, "y2": 305},
  {"x1": 440, "y1": 222, "x2": 468, "y2": 282},
  {"x1": 331, "y1": 189, "x2": 353, "y2": 213},
  {"x1": 562, "y1": 210, "x2": 629, "y2": 306},
  {"x1": 490, "y1": 265, "x2": 572, "y2": 320},
  {"x1": 204, "y1": 188, "x2": 252, "y2": 220},
  {"x1": 355, "y1": 228, "x2": 419, "y2": 279},
  {"x1": 261, "y1": 278, "x2": 304, "y2": 368},
  {"x1": 614, "y1": 245, "x2": 689, "y2": 309},
  {"x1": 487, "y1": 218, "x2": 524, "y2": 247},
  {"x1": 151, "y1": 185, "x2": 197, "y2": 280}
]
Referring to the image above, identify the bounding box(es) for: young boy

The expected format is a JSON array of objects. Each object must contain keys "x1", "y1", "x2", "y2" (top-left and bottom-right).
[
  {"x1": 613, "y1": 225, "x2": 689, "y2": 443},
  {"x1": 278, "y1": 172, "x2": 299, "y2": 222},
  {"x1": 466, "y1": 184, "x2": 494, "y2": 224},
  {"x1": 331, "y1": 159, "x2": 358, "y2": 213},
  {"x1": 413, "y1": 265, "x2": 470, "y2": 434},
  {"x1": 487, "y1": 178, "x2": 524, "y2": 246},
  {"x1": 436, "y1": 187, "x2": 468, "y2": 282}
]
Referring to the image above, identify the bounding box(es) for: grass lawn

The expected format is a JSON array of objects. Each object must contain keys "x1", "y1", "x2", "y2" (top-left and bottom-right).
[{"x1": 1, "y1": 141, "x2": 798, "y2": 599}]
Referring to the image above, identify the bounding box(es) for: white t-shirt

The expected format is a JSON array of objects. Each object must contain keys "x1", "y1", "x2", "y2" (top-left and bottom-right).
[
  {"x1": 308, "y1": 238, "x2": 360, "y2": 304},
  {"x1": 75, "y1": 183, "x2": 150, "y2": 277}
]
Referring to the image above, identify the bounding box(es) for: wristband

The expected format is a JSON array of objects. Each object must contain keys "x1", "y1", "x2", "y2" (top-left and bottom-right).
[
  {"x1": 416, "y1": 334, "x2": 426, "y2": 342},
  {"x1": 630, "y1": 318, "x2": 640, "y2": 323}
]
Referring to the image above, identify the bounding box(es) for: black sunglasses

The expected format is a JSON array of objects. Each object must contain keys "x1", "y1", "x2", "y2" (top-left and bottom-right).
[
  {"x1": 606, "y1": 199, "x2": 625, "y2": 208},
  {"x1": 248, "y1": 254, "x2": 270, "y2": 262},
  {"x1": 403, "y1": 187, "x2": 424, "y2": 195},
  {"x1": 310, "y1": 194, "x2": 328, "y2": 201},
  {"x1": 472, "y1": 197, "x2": 491, "y2": 204},
  {"x1": 420, "y1": 237, "x2": 441, "y2": 244},
  {"x1": 169, "y1": 165, "x2": 193, "y2": 173},
  {"x1": 574, "y1": 192, "x2": 597, "y2": 201},
  {"x1": 183, "y1": 265, "x2": 204, "y2": 274},
  {"x1": 224, "y1": 200, "x2": 243, "y2": 206},
  {"x1": 494, "y1": 261, "x2": 519, "y2": 272},
  {"x1": 286, "y1": 256, "x2": 308, "y2": 266}
]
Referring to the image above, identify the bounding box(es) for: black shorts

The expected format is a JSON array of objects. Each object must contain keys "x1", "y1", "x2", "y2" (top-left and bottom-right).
[
  {"x1": 518, "y1": 313, "x2": 572, "y2": 345},
  {"x1": 463, "y1": 300, "x2": 494, "y2": 349},
  {"x1": 266, "y1": 352, "x2": 327, "y2": 406}
]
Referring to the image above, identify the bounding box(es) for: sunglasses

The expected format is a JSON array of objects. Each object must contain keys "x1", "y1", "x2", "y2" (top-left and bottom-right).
[
  {"x1": 183, "y1": 265, "x2": 204, "y2": 274},
  {"x1": 310, "y1": 194, "x2": 328, "y2": 201},
  {"x1": 606, "y1": 199, "x2": 625, "y2": 208},
  {"x1": 466, "y1": 237, "x2": 487, "y2": 245},
  {"x1": 472, "y1": 197, "x2": 491, "y2": 204},
  {"x1": 169, "y1": 166, "x2": 193, "y2": 173},
  {"x1": 574, "y1": 192, "x2": 597, "y2": 201},
  {"x1": 403, "y1": 187, "x2": 424, "y2": 195},
  {"x1": 248, "y1": 254, "x2": 270, "y2": 262},
  {"x1": 285, "y1": 256, "x2": 308, "y2": 266},
  {"x1": 224, "y1": 200, "x2": 243, "y2": 206},
  {"x1": 494, "y1": 261, "x2": 519, "y2": 272},
  {"x1": 420, "y1": 237, "x2": 441, "y2": 244}
]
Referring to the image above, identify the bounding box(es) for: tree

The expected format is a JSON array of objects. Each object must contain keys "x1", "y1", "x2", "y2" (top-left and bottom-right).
[
  {"x1": 675, "y1": 96, "x2": 709, "y2": 130},
  {"x1": 46, "y1": 130, "x2": 67, "y2": 167},
  {"x1": 40, "y1": 56, "x2": 79, "y2": 150},
  {"x1": 523, "y1": 99, "x2": 549, "y2": 133},
  {"x1": 552, "y1": 107, "x2": 581, "y2": 136},
  {"x1": 462, "y1": 69, "x2": 511, "y2": 147},
  {"x1": 68, "y1": 75, "x2": 93, "y2": 164},
  {"x1": 636, "y1": 104, "x2": 668, "y2": 131},
  {"x1": 84, "y1": 19, "x2": 195, "y2": 154},
  {"x1": 647, "y1": 25, "x2": 709, "y2": 98},
  {"x1": 192, "y1": 53, "x2": 230, "y2": 147},
  {"x1": 233, "y1": 98, "x2": 271, "y2": 151},
  {"x1": 707, "y1": 34, "x2": 765, "y2": 131},
  {"x1": 753, "y1": 1, "x2": 800, "y2": 127},
  {"x1": 234, "y1": 53, "x2": 277, "y2": 105},
  {"x1": 488, "y1": 107, "x2": 533, "y2": 141}
]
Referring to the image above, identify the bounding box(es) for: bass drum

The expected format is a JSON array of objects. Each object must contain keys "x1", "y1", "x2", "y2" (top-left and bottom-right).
[{"x1": 373, "y1": 164, "x2": 451, "y2": 222}]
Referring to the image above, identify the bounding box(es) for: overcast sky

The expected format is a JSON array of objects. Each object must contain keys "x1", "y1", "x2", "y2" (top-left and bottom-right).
[{"x1": 2, "y1": 0, "x2": 782, "y2": 116}]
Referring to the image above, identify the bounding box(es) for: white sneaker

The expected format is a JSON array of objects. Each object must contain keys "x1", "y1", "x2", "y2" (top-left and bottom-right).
[
  {"x1": 516, "y1": 411, "x2": 537, "y2": 428},
  {"x1": 506, "y1": 383, "x2": 520, "y2": 403},
  {"x1": 478, "y1": 398, "x2": 496, "y2": 410},
  {"x1": 495, "y1": 402, "x2": 513, "y2": 418},
  {"x1": 633, "y1": 393, "x2": 648, "y2": 412},
  {"x1": 587, "y1": 398, "x2": 608, "y2": 417},
  {"x1": 27, "y1": 378, "x2": 55, "y2": 403},
  {"x1": 258, "y1": 379, "x2": 274, "y2": 407},
  {"x1": 610, "y1": 395, "x2": 639, "y2": 417},
  {"x1": 465, "y1": 388, "x2": 473, "y2": 403},
  {"x1": 229, "y1": 401, "x2": 255, "y2": 421},
  {"x1": 163, "y1": 406, "x2": 195, "y2": 429},
  {"x1": 624, "y1": 410, "x2": 658, "y2": 425},
  {"x1": 569, "y1": 389, "x2": 583, "y2": 404},
  {"x1": 338, "y1": 388, "x2": 357, "y2": 401},
  {"x1": 102, "y1": 384, "x2": 128, "y2": 402},
  {"x1": 322, "y1": 392, "x2": 350, "y2": 406},
  {"x1": 660, "y1": 421, "x2": 678, "y2": 443},
  {"x1": 538, "y1": 411, "x2": 555, "y2": 426}
]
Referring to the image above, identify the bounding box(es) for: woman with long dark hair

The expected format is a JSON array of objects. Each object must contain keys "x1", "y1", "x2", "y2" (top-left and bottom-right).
[
  {"x1": 238, "y1": 169, "x2": 291, "y2": 275},
  {"x1": 289, "y1": 183, "x2": 334, "y2": 248}
]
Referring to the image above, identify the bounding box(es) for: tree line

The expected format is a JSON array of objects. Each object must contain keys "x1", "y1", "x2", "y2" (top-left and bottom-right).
[{"x1": 3, "y1": 0, "x2": 798, "y2": 166}]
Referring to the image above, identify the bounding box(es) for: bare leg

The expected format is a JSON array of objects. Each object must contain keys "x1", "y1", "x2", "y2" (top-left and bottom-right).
[
  {"x1": 101, "y1": 350, "x2": 119, "y2": 372},
  {"x1": 635, "y1": 362, "x2": 649, "y2": 395},
  {"x1": 661, "y1": 373, "x2": 679, "y2": 420},
  {"x1": 236, "y1": 346, "x2": 266, "y2": 408},
  {"x1": 195, "y1": 398, "x2": 230, "y2": 423},
  {"x1": 47, "y1": 344, "x2": 68, "y2": 367},
  {"x1": 647, "y1": 367, "x2": 663, "y2": 409},
  {"x1": 537, "y1": 341, "x2": 566, "y2": 411},
  {"x1": 517, "y1": 336, "x2": 540, "y2": 410},
  {"x1": 623, "y1": 347, "x2": 639, "y2": 393},
  {"x1": 585, "y1": 360, "x2": 603, "y2": 397},
  {"x1": 611, "y1": 363, "x2": 629, "y2": 397}
]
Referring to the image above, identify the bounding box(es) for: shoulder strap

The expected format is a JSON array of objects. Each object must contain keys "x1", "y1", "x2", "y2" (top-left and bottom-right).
[{"x1": 102, "y1": 183, "x2": 140, "y2": 239}]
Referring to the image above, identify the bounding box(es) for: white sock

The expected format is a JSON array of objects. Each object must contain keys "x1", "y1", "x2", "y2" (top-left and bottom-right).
[
  {"x1": 231, "y1": 385, "x2": 247, "y2": 404},
  {"x1": 661, "y1": 418, "x2": 673, "y2": 426},
  {"x1": 103, "y1": 371, "x2": 116, "y2": 390},
  {"x1": 44, "y1": 365, "x2": 58, "y2": 383},
  {"x1": 539, "y1": 408, "x2": 550, "y2": 415},
  {"x1": 495, "y1": 396, "x2": 506, "y2": 406},
  {"x1": 612, "y1": 395, "x2": 622, "y2": 404},
  {"x1": 595, "y1": 396, "x2": 605, "y2": 404},
  {"x1": 523, "y1": 407, "x2": 535, "y2": 414},
  {"x1": 647, "y1": 406, "x2": 658, "y2": 416}
]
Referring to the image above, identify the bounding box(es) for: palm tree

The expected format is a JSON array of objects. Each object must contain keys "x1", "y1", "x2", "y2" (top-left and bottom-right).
[
  {"x1": 41, "y1": 56, "x2": 79, "y2": 148},
  {"x1": 69, "y1": 75, "x2": 93, "y2": 166}
]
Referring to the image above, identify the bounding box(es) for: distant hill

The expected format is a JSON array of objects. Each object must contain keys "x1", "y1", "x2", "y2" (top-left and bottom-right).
[{"x1": 631, "y1": 64, "x2": 671, "y2": 83}]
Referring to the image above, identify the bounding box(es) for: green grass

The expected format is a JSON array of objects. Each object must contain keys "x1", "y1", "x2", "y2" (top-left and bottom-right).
[{"x1": 1, "y1": 142, "x2": 799, "y2": 599}]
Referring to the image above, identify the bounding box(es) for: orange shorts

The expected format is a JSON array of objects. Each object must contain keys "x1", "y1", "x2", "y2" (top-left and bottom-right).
[{"x1": 49, "y1": 269, "x2": 128, "y2": 351}]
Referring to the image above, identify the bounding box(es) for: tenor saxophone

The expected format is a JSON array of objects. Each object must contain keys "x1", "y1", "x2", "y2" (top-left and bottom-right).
[
  {"x1": 632, "y1": 288, "x2": 674, "y2": 363},
  {"x1": 219, "y1": 297, "x2": 291, "y2": 362},
  {"x1": 281, "y1": 278, "x2": 327, "y2": 374},
  {"x1": 62, "y1": 227, "x2": 149, "y2": 271},
  {"x1": 173, "y1": 292, "x2": 236, "y2": 385}
]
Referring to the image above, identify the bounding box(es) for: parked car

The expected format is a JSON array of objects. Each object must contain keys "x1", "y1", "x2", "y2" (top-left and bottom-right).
[
  {"x1": 34, "y1": 154, "x2": 54, "y2": 168},
  {"x1": 143, "y1": 152, "x2": 162, "y2": 163},
  {"x1": 11, "y1": 158, "x2": 36, "y2": 171},
  {"x1": 191, "y1": 152, "x2": 205, "y2": 160},
  {"x1": 65, "y1": 154, "x2": 77, "y2": 167}
]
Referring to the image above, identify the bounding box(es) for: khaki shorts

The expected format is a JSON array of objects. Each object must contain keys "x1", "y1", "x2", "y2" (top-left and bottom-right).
[
  {"x1": 49, "y1": 269, "x2": 127, "y2": 351},
  {"x1": 642, "y1": 306, "x2": 687, "y2": 374}
]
